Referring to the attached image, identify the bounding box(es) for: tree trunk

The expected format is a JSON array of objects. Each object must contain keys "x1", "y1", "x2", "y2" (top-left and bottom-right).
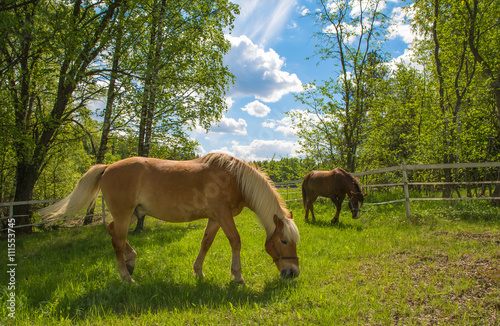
[
  {"x1": 135, "y1": 0, "x2": 167, "y2": 232},
  {"x1": 13, "y1": 162, "x2": 39, "y2": 234}
]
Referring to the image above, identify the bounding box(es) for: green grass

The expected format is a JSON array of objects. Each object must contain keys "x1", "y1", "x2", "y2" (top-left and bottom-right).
[{"x1": 1, "y1": 199, "x2": 499, "y2": 325}]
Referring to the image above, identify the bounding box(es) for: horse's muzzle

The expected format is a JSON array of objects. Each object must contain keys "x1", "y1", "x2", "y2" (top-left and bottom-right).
[{"x1": 281, "y1": 266, "x2": 300, "y2": 279}]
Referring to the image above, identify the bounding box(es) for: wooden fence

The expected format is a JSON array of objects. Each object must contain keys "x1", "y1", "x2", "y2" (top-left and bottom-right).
[
  {"x1": 1, "y1": 161, "x2": 499, "y2": 231},
  {"x1": 0, "y1": 197, "x2": 108, "y2": 232},
  {"x1": 276, "y1": 161, "x2": 500, "y2": 219}
]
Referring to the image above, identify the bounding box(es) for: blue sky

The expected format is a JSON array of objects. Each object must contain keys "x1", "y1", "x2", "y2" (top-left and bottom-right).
[{"x1": 191, "y1": 0, "x2": 416, "y2": 161}]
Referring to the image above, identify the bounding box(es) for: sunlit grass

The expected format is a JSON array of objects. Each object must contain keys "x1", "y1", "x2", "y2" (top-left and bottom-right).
[{"x1": 1, "y1": 199, "x2": 499, "y2": 325}]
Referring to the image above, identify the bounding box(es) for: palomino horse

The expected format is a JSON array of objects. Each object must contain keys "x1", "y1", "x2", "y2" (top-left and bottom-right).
[
  {"x1": 302, "y1": 168, "x2": 366, "y2": 224},
  {"x1": 39, "y1": 153, "x2": 300, "y2": 283}
]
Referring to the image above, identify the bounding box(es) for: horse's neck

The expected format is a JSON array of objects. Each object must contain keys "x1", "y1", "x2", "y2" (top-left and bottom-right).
[
  {"x1": 246, "y1": 190, "x2": 285, "y2": 237},
  {"x1": 338, "y1": 172, "x2": 357, "y2": 195}
]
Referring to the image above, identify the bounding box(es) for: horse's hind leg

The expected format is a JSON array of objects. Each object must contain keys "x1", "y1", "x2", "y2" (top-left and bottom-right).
[
  {"x1": 304, "y1": 201, "x2": 310, "y2": 221},
  {"x1": 309, "y1": 202, "x2": 316, "y2": 222},
  {"x1": 307, "y1": 196, "x2": 317, "y2": 222},
  {"x1": 106, "y1": 220, "x2": 135, "y2": 283},
  {"x1": 193, "y1": 219, "x2": 220, "y2": 278}
]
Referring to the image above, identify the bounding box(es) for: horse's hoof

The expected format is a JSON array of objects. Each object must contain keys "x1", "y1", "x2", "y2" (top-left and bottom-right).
[
  {"x1": 192, "y1": 269, "x2": 206, "y2": 278},
  {"x1": 233, "y1": 279, "x2": 246, "y2": 285},
  {"x1": 126, "y1": 264, "x2": 135, "y2": 276},
  {"x1": 231, "y1": 276, "x2": 246, "y2": 285}
]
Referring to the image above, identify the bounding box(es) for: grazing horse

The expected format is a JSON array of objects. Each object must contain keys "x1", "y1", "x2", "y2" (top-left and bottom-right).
[
  {"x1": 302, "y1": 168, "x2": 366, "y2": 224},
  {"x1": 39, "y1": 153, "x2": 300, "y2": 284}
]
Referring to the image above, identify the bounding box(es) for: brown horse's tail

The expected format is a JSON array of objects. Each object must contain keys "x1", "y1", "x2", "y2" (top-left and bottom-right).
[
  {"x1": 39, "y1": 164, "x2": 108, "y2": 221},
  {"x1": 301, "y1": 178, "x2": 307, "y2": 209}
]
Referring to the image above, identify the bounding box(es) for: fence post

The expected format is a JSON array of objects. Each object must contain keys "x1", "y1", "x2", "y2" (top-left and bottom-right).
[{"x1": 402, "y1": 161, "x2": 411, "y2": 219}]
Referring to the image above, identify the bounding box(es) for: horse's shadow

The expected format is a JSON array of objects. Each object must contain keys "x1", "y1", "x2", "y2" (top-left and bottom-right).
[
  {"x1": 59, "y1": 275, "x2": 297, "y2": 321},
  {"x1": 305, "y1": 218, "x2": 364, "y2": 231}
]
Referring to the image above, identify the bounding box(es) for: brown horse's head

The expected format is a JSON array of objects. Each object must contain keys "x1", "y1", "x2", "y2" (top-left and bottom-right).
[
  {"x1": 265, "y1": 213, "x2": 300, "y2": 279},
  {"x1": 348, "y1": 191, "x2": 367, "y2": 219}
]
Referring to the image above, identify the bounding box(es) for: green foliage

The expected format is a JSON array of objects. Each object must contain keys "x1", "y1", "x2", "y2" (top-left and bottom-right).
[
  {"x1": 0, "y1": 0, "x2": 239, "y2": 230},
  {"x1": 1, "y1": 201, "x2": 499, "y2": 325},
  {"x1": 293, "y1": 0, "x2": 500, "y2": 175}
]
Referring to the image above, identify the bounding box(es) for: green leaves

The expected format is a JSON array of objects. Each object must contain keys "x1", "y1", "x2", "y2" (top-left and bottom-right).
[{"x1": 293, "y1": 0, "x2": 500, "y2": 174}]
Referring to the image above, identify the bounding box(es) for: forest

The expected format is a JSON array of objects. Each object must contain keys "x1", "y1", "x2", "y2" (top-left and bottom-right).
[{"x1": 1, "y1": 0, "x2": 500, "y2": 234}]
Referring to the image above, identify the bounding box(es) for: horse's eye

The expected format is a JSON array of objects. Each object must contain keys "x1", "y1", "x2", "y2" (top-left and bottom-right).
[{"x1": 280, "y1": 240, "x2": 287, "y2": 245}]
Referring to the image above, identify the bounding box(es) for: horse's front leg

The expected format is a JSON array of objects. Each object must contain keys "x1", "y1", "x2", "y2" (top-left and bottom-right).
[
  {"x1": 193, "y1": 219, "x2": 220, "y2": 278},
  {"x1": 218, "y1": 214, "x2": 245, "y2": 284},
  {"x1": 124, "y1": 242, "x2": 137, "y2": 276},
  {"x1": 331, "y1": 196, "x2": 342, "y2": 224}
]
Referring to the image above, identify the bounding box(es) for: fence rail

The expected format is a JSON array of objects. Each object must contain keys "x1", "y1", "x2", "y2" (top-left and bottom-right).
[
  {"x1": 275, "y1": 161, "x2": 500, "y2": 219},
  {"x1": 1, "y1": 161, "x2": 499, "y2": 231},
  {"x1": 356, "y1": 161, "x2": 500, "y2": 219},
  {"x1": 0, "y1": 197, "x2": 108, "y2": 232}
]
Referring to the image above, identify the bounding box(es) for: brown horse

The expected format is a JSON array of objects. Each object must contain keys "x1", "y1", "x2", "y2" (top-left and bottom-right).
[
  {"x1": 39, "y1": 153, "x2": 300, "y2": 284},
  {"x1": 302, "y1": 168, "x2": 366, "y2": 224}
]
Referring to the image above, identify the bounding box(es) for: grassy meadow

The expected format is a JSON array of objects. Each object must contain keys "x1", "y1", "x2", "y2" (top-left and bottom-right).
[{"x1": 1, "y1": 192, "x2": 499, "y2": 325}]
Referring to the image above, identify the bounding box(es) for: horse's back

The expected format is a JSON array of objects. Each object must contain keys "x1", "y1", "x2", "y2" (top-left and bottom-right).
[
  {"x1": 303, "y1": 169, "x2": 345, "y2": 198},
  {"x1": 99, "y1": 157, "x2": 242, "y2": 222}
]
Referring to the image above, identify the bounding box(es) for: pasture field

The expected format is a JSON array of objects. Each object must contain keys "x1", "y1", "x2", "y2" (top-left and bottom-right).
[{"x1": 1, "y1": 194, "x2": 499, "y2": 325}]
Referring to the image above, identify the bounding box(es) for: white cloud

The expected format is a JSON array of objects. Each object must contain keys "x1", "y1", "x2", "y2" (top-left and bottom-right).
[
  {"x1": 350, "y1": 0, "x2": 386, "y2": 19},
  {"x1": 388, "y1": 48, "x2": 424, "y2": 72},
  {"x1": 224, "y1": 35, "x2": 303, "y2": 102},
  {"x1": 263, "y1": 115, "x2": 297, "y2": 138},
  {"x1": 388, "y1": 6, "x2": 416, "y2": 44},
  {"x1": 211, "y1": 139, "x2": 300, "y2": 161},
  {"x1": 225, "y1": 97, "x2": 235, "y2": 109},
  {"x1": 210, "y1": 116, "x2": 247, "y2": 135},
  {"x1": 299, "y1": 6, "x2": 310, "y2": 16},
  {"x1": 242, "y1": 100, "x2": 271, "y2": 117}
]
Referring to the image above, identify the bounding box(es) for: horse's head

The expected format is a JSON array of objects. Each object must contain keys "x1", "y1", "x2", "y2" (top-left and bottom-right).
[
  {"x1": 349, "y1": 191, "x2": 367, "y2": 219},
  {"x1": 265, "y1": 213, "x2": 300, "y2": 279}
]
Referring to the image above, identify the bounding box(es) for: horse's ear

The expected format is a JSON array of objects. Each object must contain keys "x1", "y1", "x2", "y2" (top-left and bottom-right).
[
  {"x1": 273, "y1": 214, "x2": 284, "y2": 228},
  {"x1": 363, "y1": 193, "x2": 368, "y2": 197}
]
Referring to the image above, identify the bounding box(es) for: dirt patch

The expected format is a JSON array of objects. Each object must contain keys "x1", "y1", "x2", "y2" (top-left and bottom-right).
[
  {"x1": 432, "y1": 230, "x2": 500, "y2": 244},
  {"x1": 455, "y1": 232, "x2": 500, "y2": 244},
  {"x1": 390, "y1": 252, "x2": 500, "y2": 325}
]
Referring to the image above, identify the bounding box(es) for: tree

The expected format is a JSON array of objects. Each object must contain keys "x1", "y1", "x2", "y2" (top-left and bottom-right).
[
  {"x1": 290, "y1": 0, "x2": 388, "y2": 172},
  {"x1": 132, "y1": 0, "x2": 238, "y2": 231},
  {"x1": 359, "y1": 62, "x2": 427, "y2": 169},
  {"x1": 134, "y1": 0, "x2": 237, "y2": 158},
  {"x1": 0, "y1": 0, "x2": 122, "y2": 233},
  {"x1": 412, "y1": 0, "x2": 499, "y2": 197},
  {"x1": 464, "y1": 0, "x2": 500, "y2": 200}
]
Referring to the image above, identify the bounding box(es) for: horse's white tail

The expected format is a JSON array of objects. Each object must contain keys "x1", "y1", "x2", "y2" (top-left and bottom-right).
[{"x1": 39, "y1": 164, "x2": 108, "y2": 220}]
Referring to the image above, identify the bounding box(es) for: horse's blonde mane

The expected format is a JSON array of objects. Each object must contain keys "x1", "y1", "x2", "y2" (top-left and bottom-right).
[{"x1": 201, "y1": 153, "x2": 300, "y2": 243}]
